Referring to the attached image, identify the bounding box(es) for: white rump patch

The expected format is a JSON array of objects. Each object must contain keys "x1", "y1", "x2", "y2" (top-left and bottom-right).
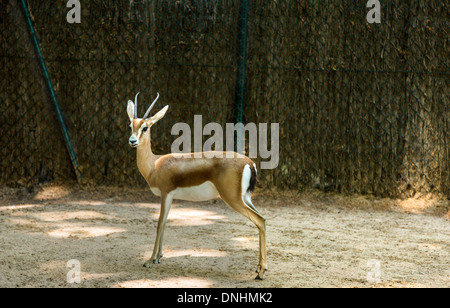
[
  {"x1": 241, "y1": 164, "x2": 251, "y2": 196},
  {"x1": 241, "y1": 164, "x2": 259, "y2": 213}
]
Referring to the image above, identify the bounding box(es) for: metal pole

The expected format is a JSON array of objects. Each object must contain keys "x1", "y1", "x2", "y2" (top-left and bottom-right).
[
  {"x1": 19, "y1": 0, "x2": 82, "y2": 184},
  {"x1": 235, "y1": 0, "x2": 249, "y2": 153}
]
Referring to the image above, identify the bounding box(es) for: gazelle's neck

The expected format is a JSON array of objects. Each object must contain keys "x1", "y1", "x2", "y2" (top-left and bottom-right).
[{"x1": 136, "y1": 138, "x2": 157, "y2": 182}]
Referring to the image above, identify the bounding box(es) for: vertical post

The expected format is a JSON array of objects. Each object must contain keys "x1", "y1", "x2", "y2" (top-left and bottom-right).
[
  {"x1": 235, "y1": 0, "x2": 249, "y2": 154},
  {"x1": 19, "y1": 0, "x2": 82, "y2": 184}
]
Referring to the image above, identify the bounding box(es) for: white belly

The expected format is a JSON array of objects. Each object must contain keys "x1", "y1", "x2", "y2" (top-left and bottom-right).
[
  {"x1": 150, "y1": 181, "x2": 219, "y2": 202},
  {"x1": 173, "y1": 181, "x2": 219, "y2": 201}
]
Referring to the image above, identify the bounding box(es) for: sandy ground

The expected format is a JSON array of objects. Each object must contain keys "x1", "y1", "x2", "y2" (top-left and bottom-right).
[{"x1": 0, "y1": 185, "x2": 449, "y2": 288}]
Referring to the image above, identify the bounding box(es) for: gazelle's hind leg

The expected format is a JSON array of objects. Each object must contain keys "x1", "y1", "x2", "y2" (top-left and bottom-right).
[
  {"x1": 220, "y1": 191, "x2": 267, "y2": 280},
  {"x1": 243, "y1": 192, "x2": 267, "y2": 274},
  {"x1": 244, "y1": 192, "x2": 259, "y2": 214}
]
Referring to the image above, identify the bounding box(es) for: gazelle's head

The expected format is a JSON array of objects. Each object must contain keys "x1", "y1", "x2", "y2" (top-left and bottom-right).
[{"x1": 127, "y1": 92, "x2": 169, "y2": 148}]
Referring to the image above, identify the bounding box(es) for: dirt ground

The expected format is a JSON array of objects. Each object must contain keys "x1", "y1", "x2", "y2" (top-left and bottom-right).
[{"x1": 0, "y1": 184, "x2": 449, "y2": 288}]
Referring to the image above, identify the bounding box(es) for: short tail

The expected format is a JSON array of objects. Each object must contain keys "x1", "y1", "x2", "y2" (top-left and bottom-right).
[{"x1": 247, "y1": 164, "x2": 257, "y2": 193}]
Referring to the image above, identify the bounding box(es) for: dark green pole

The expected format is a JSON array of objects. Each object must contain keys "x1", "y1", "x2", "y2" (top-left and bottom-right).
[
  {"x1": 235, "y1": 0, "x2": 249, "y2": 153},
  {"x1": 20, "y1": 0, "x2": 82, "y2": 184}
]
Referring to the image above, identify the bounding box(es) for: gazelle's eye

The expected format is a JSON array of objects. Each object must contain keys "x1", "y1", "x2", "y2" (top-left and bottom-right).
[{"x1": 143, "y1": 127, "x2": 148, "y2": 132}]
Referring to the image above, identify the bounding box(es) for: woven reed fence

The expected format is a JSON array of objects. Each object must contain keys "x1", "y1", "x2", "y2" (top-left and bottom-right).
[{"x1": 0, "y1": 0, "x2": 448, "y2": 199}]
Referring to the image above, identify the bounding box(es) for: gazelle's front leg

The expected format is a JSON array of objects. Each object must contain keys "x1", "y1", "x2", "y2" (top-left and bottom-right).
[{"x1": 144, "y1": 193, "x2": 173, "y2": 268}]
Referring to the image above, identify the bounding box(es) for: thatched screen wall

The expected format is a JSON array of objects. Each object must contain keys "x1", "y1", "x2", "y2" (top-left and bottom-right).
[{"x1": 1, "y1": 0, "x2": 448, "y2": 198}]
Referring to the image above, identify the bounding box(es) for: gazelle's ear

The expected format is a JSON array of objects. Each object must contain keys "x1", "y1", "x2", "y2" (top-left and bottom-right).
[
  {"x1": 127, "y1": 100, "x2": 135, "y2": 122},
  {"x1": 148, "y1": 105, "x2": 169, "y2": 125}
]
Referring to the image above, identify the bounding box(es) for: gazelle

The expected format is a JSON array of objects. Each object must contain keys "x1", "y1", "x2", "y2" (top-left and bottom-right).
[{"x1": 127, "y1": 92, "x2": 267, "y2": 280}]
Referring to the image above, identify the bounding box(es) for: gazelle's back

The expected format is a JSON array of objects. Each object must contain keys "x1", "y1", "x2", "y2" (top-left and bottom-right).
[{"x1": 149, "y1": 151, "x2": 255, "y2": 199}]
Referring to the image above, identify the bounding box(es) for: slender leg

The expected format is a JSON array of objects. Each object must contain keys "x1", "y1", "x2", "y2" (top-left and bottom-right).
[
  {"x1": 248, "y1": 210, "x2": 266, "y2": 280},
  {"x1": 158, "y1": 227, "x2": 165, "y2": 260},
  {"x1": 243, "y1": 195, "x2": 267, "y2": 274},
  {"x1": 220, "y1": 193, "x2": 267, "y2": 280},
  {"x1": 250, "y1": 214, "x2": 265, "y2": 275},
  {"x1": 144, "y1": 193, "x2": 173, "y2": 268}
]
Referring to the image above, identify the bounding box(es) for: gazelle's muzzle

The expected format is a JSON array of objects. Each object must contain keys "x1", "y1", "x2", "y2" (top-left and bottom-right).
[{"x1": 129, "y1": 136, "x2": 138, "y2": 147}]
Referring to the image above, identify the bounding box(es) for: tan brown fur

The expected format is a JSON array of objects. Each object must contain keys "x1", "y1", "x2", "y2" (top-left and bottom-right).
[{"x1": 129, "y1": 107, "x2": 267, "y2": 280}]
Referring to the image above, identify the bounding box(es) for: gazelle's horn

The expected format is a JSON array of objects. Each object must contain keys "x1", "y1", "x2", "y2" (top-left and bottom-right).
[
  {"x1": 134, "y1": 92, "x2": 140, "y2": 118},
  {"x1": 143, "y1": 92, "x2": 160, "y2": 119}
]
